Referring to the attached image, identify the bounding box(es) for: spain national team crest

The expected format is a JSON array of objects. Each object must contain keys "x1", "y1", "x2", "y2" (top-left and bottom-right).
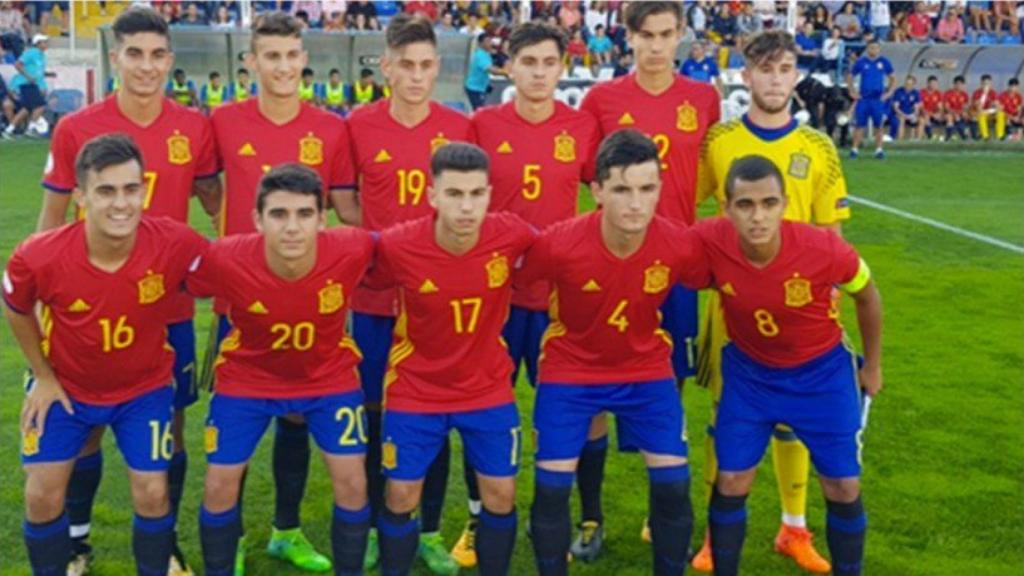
[
  {"x1": 318, "y1": 281, "x2": 344, "y2": 314},
  {"x1": 788, "y1": 153, "x2": 811, "y2": 179},
  {"x1": 643, "y1": 261, "x2": 670, "y2": 294},
  {"x1": 299, "y1": 133, "x2": 323, "y2": 165},
  {"x1": 138, "y1": 270, "x2": 165, "y2": 305},
  {"x1": 676, "y1": 103, "x2": 698, "y2": 132},
  {"x1": 204, "y1": 425, "x2": 219, "y2": 453},
  {"x1": 382, "y1": 440, "x2": 397, "y2": 470},
  {"x1": 167, "y1": 131, "x2": 192, "y2": 165},
  {"x1": 22, "y1": 428, "x2": 39, "y2": 456},
  {"x1": 430, "y1": 133, "x2": 450, "y2": 155},
  {"x1": 553, "y1": 131, "x2": 576, "y2": 163},
  {"x1": 486, "y1": 254, "x2": 509, "y2": 289},
  {"x1": 784, "y1": 274, "x2": 813, "y2": 307}
]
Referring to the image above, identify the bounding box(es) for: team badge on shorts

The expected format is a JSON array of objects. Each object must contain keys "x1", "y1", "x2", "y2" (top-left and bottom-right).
[
  {"x1": 553, "y1": 131, "x2": 576, "y2": 163},
  {"x1": 318, "y1": 281, "x2": 344, "y2": 314},
  {"x1": 205, "y1": 425, "x2": 219, "y2": 454},
  {"x1": 430, "y1": 133, "x2": 450, "y2": 155},
  {"x1": 299, "y1": 133, "x2": 324, "y2": 165},
  {"x1": 643, "y1": 261, "x2": 670, "y2": 294},
  {"x1": 788, "y1": 153, "x2": 811, "y2": 179},
  {"x1": 382, "y1": 440, "x2": 397, "y2": 470},
  {"x1": 676, "y1": 103, "x2": 698, "y2": 132},
  {"x1": 22, "y1": 429, "x2": 39, "y2": 456},
  {"x1": 167, "y1": 131, "x2": 192, "y2": 165},
  {"x1": 486, "y1": 254, "x2": 510, "y2": 289},
  {"x1": 138, "y1": 271, "x2": 166, "y2": 305},
  {"x1": 784, "y1": 274, "x2": 813, "y2": 307}
]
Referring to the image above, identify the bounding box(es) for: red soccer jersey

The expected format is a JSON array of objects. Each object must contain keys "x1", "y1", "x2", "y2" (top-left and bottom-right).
[
  {"x1": 43, "y1": 96, "x2": 217, "y2": 323},
  {"x1": 471, "y1": 100, "x2": 600, "y2": 310},
  {"x1": 211, "y1": 99, "x2": 355, "y2": 237},
  {"x1": 691, "y1": 218, "x2": 861, "y2": 369},
  {"x1": 3, "y1": 218, "x2": 206, "y2": 405},
  {"x1": 347, "y1": 100, "x2": 472, "y2": 316},
  {"x1": 580, "y1": 72, "x2": 720, "y2": 225},
  {"x1": 369, "y1": 212, "x2": 535, "y2": 413},
  {"x1": 517, "y1": 212, "x2": 705, "y2": 384},
  {"x1": 186, "y1": 227, "x2": 374, "y2": 399},
  {"x1": 943, "y1": 89, "x2": 969, "y2": 115},
  {"x1": 1001, "y1": 90, "x2": 1022, "y2": 117},
  {"x1": 972, "y1": 88, "x2": 999, "y2": 111},
  {"x1": 920, "y1": 88, "x2": 943, "y2": 114}
]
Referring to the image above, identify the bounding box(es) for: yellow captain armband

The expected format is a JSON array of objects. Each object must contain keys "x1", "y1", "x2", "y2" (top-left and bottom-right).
[{"x1": 839, "y1": 258, "x2": 872, "y2": 294}]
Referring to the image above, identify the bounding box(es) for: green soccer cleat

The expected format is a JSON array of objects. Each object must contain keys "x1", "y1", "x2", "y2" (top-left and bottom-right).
[
  {"x1": 266, "y1": 527, "x2": 332, "y2": 572},
  {"x1": 234, "y1": 534, "x2": 246, "y2": 576},
  {"x1": 418, "y1": 532, "x2": 460, "y2": 575},
  {"x1": 363, "y1": 527, "x2": 380, "y2": 570}
]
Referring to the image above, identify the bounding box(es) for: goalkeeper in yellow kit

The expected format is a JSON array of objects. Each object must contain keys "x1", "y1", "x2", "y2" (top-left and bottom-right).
[{"x1": 692, "y1": 30, "x2": 851, "y2": 574}]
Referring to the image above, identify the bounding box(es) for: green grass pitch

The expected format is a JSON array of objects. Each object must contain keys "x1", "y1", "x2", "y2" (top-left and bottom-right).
[{"x1": 1, "y1": 139, "x2": 1022, "y2": 575}]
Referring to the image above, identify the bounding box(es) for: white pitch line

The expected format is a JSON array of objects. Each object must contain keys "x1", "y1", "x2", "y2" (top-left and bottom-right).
[{"x1": 848, "y1": 195, "x2": 1024, "y2": 255}]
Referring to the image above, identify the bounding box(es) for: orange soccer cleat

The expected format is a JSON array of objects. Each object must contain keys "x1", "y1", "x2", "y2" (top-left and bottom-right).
[
  {"x1": 774, "y1": 524, "x2": 832, "y2": 574},
  {"x1": 690, "y1": 531, "x2": 713, "y2": 572}
]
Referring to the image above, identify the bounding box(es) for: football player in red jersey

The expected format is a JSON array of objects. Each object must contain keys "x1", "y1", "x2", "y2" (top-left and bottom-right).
[
  {"x1": 942, "y1": 75, "x2": 970, "y2": 141},
  {"x1": 919, "y1": 75, "x2": 944, "y2": 140},
  {"x1": 35, "y1": 8, "x2": 220, "y2": 573},
  {"x1": 693, "y1": 155, "x2": 882, "y2": 576},
  {"x1": 522, "y1": 131, "x2": 707, "y2": 576},
  {"x1": 971, "y1": 73, "x2": 1003, "y2": 140},
  {"x1": 457, "y1": 21, "x2": 599, "y2": 567},
  {"x1": 208, "y1": 11, "x2": 356, "y2": 572},
  {"x1": 338, "y1": 14, "x2": 472, "y2": 573},
  {"x1": 6, "y1": 134, "x2": 206, "y2": 576},
  {"x1": 1000, "y1": 78, "x2": 1023, "y2": 139},
  {"x1": 188, "y1": 165, "x2": 374, "y2": 576},
  {"x1": 576, "y1": 1, "x2": 720, "y2": 558},
  {"x1": 367, "y1": 143, "x2": 533, "y2": 576}
]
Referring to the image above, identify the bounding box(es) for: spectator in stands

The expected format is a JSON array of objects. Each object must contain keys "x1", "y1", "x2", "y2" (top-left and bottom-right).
[
  {"x1": 585, "y1": 1, "x2": 615, "y2": 37},
  {"x1": 347, "y1": 1, "x2": 381, "y2": 31},
  {"x1": 291, "y1": 0, "x2": 323, "y2": 27},
  {"x1": 810, "y1": 4, "x2": 832, "y2": 35},
  {"x1": 752, "y1": 0, "x2": 778, "y2": 30},
  {"x1": 567, "y1": 27, "x2": 588, "y2": 67},
  {"x1": 688, "y1": 1, "x2": 709, "y2": 38},
  {"x1": 999, "y1": 78, "x2": 1022, "y2": 139},
  {"x1": 559, "y1": 1, "x2": 583, "y2": 32},
  {"x1": 460, "y1": 12, "x2": 485, "y2": 37},
  {"x1": 822, "y1": 26, "x2": 843, "y2": 76},
  {"x1": 493, "y1": 37, "x2": 511, "y2": 71},
  {"x1": 709, "y1": 2, "x2": 738, "y2": 46},
  {"x1": 907, "y1": 2, "x2": 933, "y2": 41},
  {"x1": 200, "y1": 71, "x2": 226, "y2": 114},
  {"x1": 435, "y1": 11, "x2": 457, "y2": 32},
  {"x1": 796, "y1": 21, "x2": 822, "y2": 70},
  {"x1": 3, "y1": 33, "x2": 48, "y2": 139},
  {"x1": 835, "y1": 2, "x2": 865, "y2": 41},
  {"x1": 680, "y1": 41, "x2": 723, "y2": 94},
  {"x1": 405, "y1": 1, "x2": 438, "y2": 22},
  {"x1": 349, "y1": 12, "x2": 371, "y2": 31},
  {"x1": 613, "y1": 49, "x2": 632, "y2": 77},
  {"x1": 324, "y1": 10, "x2": 346, "y2": 32},
  {"x1": 465, "y1": 34, "x2": 503, "y2": 109},
  {"x1": 175, "y1": 2, "x2": 207, "y2": 27},
  {"x1": 870, "y1": 0, "x2": 892, "y2": 40},
  {"x1": 935, "y1": 9, "x2": 965, "y2": 43},
  {"x1": 890, "y1": 74, "x2": 923, "y2": 140},
  {"x1": 210, "y1": 4, "x2": 237, "y2": 29},
  {"x1": 993, "y1": 1, "x2": 1020, "y2": 39},
  {"x1": 968, "y1": 1, "x2": 993, "y2": 34},
  {"x1": 157, "y1": 1, "x2": 178, "y2": 26},
  {"x1": 587, "y1": 24, "x2": 614, "y2": 67},
  {"x1": 0, "y1": 1, "x2": 29, "y2": 59},
  {"x1": 166, "y1": 68, "x2": 197, "y2": 106},
  {"x1": 680, "y1": 12, "x2": 697, "y2": 42},
  {"x1": 736, "y1": 2, "x2": 763, "y2": 49},
  {"x1": 217, "y1": 0, "x2": 243, "y2": 22}
]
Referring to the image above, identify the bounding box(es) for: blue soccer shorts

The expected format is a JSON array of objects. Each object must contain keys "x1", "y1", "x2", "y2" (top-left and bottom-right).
[
  {"x1": 167, "y1": 319, "x2": 198, "y2": 409},
  {"x1": 382, "y1": 403, "x2": 521, "y2": 481},
  {"x1": 205, "y1": 390, "x2": 367, "y2": 465},
  {"x1": 717, "y1": 342, "x2": 864, "y2": 479},
  {"x1": 352, "y1": 312, "x2": 396, "y2": 405},
  {"x1": 533, "y1": 378, "x2": 687, "y2": 462},
  {"x1": 661, "y1": 284, "x2": 699, "y2": 381},
  {"x1": 855, "y1": 98, "x2": 887, "y2": 129},
  {"x1": 21, "y1": 383, "x2": 174, "y2": 472},
  {"x1": 502, "y1": 305, "x2": 549, "y2": 387}
]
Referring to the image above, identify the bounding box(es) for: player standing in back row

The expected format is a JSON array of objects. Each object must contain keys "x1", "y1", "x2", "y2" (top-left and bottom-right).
[
  {"x1": 575, "y1": 0, "x2": 719, "y2": 559},
  {"x1": 35, "y1": 7, "x2": 220, "y2": 574},
  {"x1": 209, "y1": 11, "x2": 356, "y2": 573},
  {"x1": 336, "y1": 13, "x2": 472, "y2": 575}
]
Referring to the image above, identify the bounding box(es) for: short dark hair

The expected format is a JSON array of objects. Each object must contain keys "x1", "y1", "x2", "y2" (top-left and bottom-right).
[
  {"x1": 256, "y1": 163, "x2": 324, "y2": 213},
  {"x1": 624, "y1": 1, "x2": 682, "y2": 32},
  {"x1": 954, "y1": 75, "x2": 965, "y2": 84},
  {"x1": 743, "y1": 30, "x2": 797, "y2": 67},
  {"x1": 209, "y1": 71, "x2": 220, "y2": 80},
  {"x1": 112, "y1": 6, "x2": 169, "y2": 44},
  {"x1": 724, "y1": 155, "x2": 784, "y2": 200},
  {"x1": 594, "y1": 130, "x2": 659, "y2": 185},
  {"x1": 302, "y1": 67, "x2": 314, "y2": 76},
  {"x1": 508, "y1": 21, "x2": 567, "y2": 57},
  {"x1": 360, "y1": 67, "x2": 374, "y2": 78},
  {"x1": 329, "y1": 68, "x2": 340, "y2": 75},
  {"x1": 1010, "y1": 78, "x2": 1020, "y2": 87},
  {"x1": 75, "y1": 133, "x2": 143, "y2": 188},
  {"x1": 251, "y1": 11, "x2": 303, "y2": 53},
  {"x1": 927, "y1": 75, "x2": 938, "y2": 82},
  {"x1": 174, "y1": 68, "x2": 186, "y2": 76},
  {"x1": 431, "y1": 142, "x2": 490, "y2": 178},
  {"x1": 386, "y1": 13, "x2": 436, "y2": 50},
  {"x1": 237, "y1": 67, "x2": 249, "y2": 76},
  {"x1": 905, "y1": 74, "x2": 916, "y2": 82},
  {"x1": 981, "y1": 73, "x2": 992, "y2": 82}
]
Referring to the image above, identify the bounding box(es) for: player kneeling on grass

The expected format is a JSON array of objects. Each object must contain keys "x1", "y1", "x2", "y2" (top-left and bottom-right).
[
  {"x1": 5, "y1": 133, "x2": 206, "y2": 575},
  {"x1": 693, "y1": 156, "x2": 882, "y2": 576},
  {"x1": 521, "y1": 130, "x2": 708, "y2": 576},
  {"x1": 365, "y1": 143, "x2": 534, "y2": 576},
  {"x1": 187, "y1": 164, "x2": 375, "y2": 576}
]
